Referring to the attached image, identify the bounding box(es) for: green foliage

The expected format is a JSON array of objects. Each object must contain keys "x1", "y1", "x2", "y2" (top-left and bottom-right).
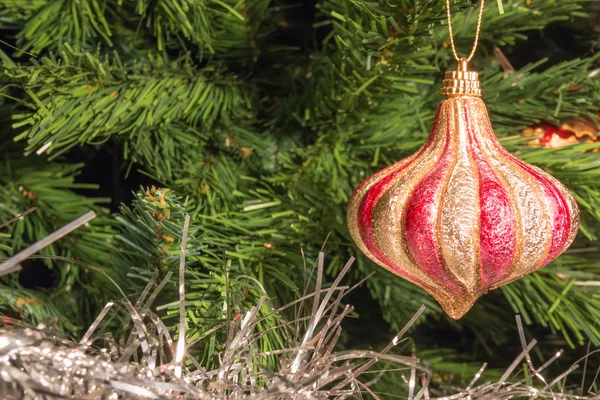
[
  {"x1": 440, "y1": 0, "x2": 588, "y2": 49},
  {"x1": 0, "y1": 154, "x2": 114, "y2": 332},
  {"x1": 0, "y1": 0, "x2": 113, "y2": 55},
  {"x1": 208, "y1": 0, "x2": 274, "y2": 57},
  {"x1": 113, "y1": 187, "x2": 294, "y2": 369},
  {"x1": 127, "y1": 0, "x2": 215, "y2": 52},
  {"x1": 0, "y1": 0, "x2": 278, "y2": 60},
  {"x1": 273, "y1": 0, "x2": 589, "y2": 130},
  {"x1": 503, "y1": 257, "x2": 600, "y2": 348},
  {"x1": 485, "y1": 57, "x2": 600, "y2": 130},
  {"x1": 4, "y1": 45, "x2": 251, "y2": 167}
]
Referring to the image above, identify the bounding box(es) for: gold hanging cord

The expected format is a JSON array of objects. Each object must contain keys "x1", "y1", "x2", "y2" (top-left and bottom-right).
[
  {"x1": 445, "y1": 0, "x2": 485, "y2": 63},
  {"x1": 440, "y1": 0, "x2": 485, "y2": 96}
]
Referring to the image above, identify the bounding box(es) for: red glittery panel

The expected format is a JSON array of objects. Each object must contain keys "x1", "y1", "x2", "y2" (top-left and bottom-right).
[
  {"x1": 354, "y1": 109, "x2": 444, "y2": 294},
  {"x1": 404, "y1": 119, "x2": 464, "y2": 297},
  {"x1": 467, "y1": 105, "x2": 517, "y2": 287},
  {"x1": 488, "y1": 141, "x2": 570, "y2": 265},
  {"x1": 356, "y1": 170, "x2": 442, "y2": 295}
]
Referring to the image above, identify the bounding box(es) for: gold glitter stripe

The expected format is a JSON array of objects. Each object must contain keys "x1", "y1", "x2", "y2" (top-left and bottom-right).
[
  {"x1": 347, "y1": 155, "x2": 421, "y2": 261},
  {"x1": 431, "y1": 99, "x2": 469, "y2": 298},
  {"x1": 439, "y1": 98, "x2": 482, "y2": 292},
  {"x1": 370, "y1": 105, "x2": 452, "y2": 295}
]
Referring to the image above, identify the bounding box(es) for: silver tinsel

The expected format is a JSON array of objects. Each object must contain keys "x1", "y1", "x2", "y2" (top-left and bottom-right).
[{"x1": 0, "y1": 213, "x2": 598, "y2": 399}]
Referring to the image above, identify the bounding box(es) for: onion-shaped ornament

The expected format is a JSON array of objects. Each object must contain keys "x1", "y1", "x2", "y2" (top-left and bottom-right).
[{"x1": 347, "y1": 60, "x2": 579, "y2": 319}]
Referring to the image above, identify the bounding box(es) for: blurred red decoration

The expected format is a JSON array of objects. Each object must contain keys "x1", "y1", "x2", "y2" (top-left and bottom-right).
[{"x1": 522, "y1": 118, "x2": 600, "y2": 149}]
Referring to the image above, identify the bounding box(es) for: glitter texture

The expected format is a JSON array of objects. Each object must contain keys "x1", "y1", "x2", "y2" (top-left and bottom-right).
[{"x1": 347, "y1": 96, "x2": 580, "y2": 319}]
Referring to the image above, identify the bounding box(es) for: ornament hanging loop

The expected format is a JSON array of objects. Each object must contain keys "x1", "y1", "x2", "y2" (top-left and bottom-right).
[{"x1": 446, "y1": 0, "x2": 485, "y2": 62}]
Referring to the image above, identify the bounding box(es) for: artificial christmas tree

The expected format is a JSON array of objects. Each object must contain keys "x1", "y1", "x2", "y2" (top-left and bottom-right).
[{"x1": 1, "y1": 0, "x2": 600, "y2": 396}]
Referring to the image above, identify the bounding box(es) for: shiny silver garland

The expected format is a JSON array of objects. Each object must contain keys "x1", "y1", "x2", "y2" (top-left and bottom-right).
[{"x1": 0, "y1": 212, "x2": 598, "y2": 399}]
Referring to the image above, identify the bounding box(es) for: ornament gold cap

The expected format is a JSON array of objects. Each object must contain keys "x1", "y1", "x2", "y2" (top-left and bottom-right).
[{"x1": 440, "y1": 59, "x2": 482, "y2": 98}]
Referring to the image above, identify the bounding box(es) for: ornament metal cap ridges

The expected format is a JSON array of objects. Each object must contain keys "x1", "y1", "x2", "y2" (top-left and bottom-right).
[
  {"x1": 440, "y1": 58, "x2": 482, "y2": 97},
  {"x1": 347, "y1": 58, "x2": 579, "y2": 319}
]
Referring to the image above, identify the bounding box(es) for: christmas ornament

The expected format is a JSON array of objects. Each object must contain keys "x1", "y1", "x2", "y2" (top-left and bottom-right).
[
  {"x1": 347, "y1": 0, "x2": 579, "y2": 319},
  {"x1": 523, "y1": 118, "x2": 600, "y2": 149}
]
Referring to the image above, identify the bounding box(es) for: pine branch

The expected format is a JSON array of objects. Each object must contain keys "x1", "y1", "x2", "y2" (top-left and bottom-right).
[
  {"x1": 0, "y1": 0, "x2": 47, "y2": 29},
  {"x1": 0, "y1": 0, "x2": 113, "y2": 55},
  {"x1": 274, "y1": 0, "x2": 444, "y2": 128},
  {"x1": 117, "y1": 0, "x2": 275, "y2": 57},
  {"x1": 1, "y1": 0, "x2": 279, "y2": 62},
  {"x1": 502, "y1": 250, "x2": 600, "y2": 347},
  {"x1": 113, "y1": 187, "x2": 193, "y2": 285},
  {"x1": 269, "y1": 0, "x2": 590, "y2": 130},
  {"x1": 0, "y1": 285, "x2": 82, "y2": 332},
  {"x1": 208, "y1": 0, "x2": 273, "y2": 57},
  {"x1": 113, "y1": 187, "x2": 299, "y2": 369},
  {"x1": 0, "y1": 153, "x2": 115, "y2": 333},
  {"x1": 442, "y1": 0, "x2": 588, "y2": 52},
  {"x1": 124, "y1": 0, "x2": 215, "y2": 53},
  {"x1": 3, "y1": 46, "x2": 252, "y2": 159},
  {"x1": 485, "y1": 57, "x2": 600, "y2": 131}
]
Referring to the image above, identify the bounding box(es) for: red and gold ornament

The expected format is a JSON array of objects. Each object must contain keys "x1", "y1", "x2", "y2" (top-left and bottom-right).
[{"x1": 347, "y1": 59, "x2": 579, "y2": 318}]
